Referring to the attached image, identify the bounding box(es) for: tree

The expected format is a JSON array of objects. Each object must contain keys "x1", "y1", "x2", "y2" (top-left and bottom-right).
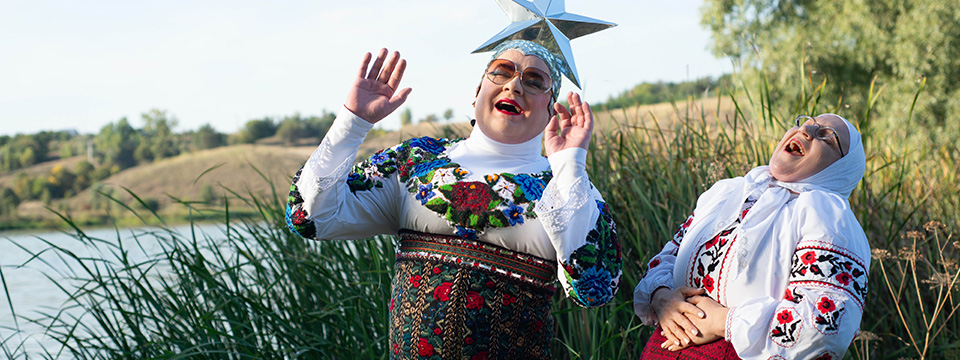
[
  {"x1": 702, "y1": 0, "x2": 960, "y2": 144},
  {"x1": 141, "y1": 109, "x2": 179, "y2": 161},
  {"x1": 193, "y1": 124, "x2": 226, "y2": 150},
  {"x1": 421, "y1": 114, "x2": 439, "y2": 123},
  {"x1": 95, "y1": 118, "x2": 139, "y2": 169},
  {"x1": 0, "y1": 187, "x2": 20, "y2": 217},
  {"x1": 276, "y1": 117, "x2": 306, "y2": 146},
  {"x1": 234, "y1": 118, "x2": 277, "y2": 144},
  {"x1": 400, "y1": 108, "x2": 413, "y2": 126},
  {"x1": 443, "y1": 109, "x2": 454, "y2": 122}
]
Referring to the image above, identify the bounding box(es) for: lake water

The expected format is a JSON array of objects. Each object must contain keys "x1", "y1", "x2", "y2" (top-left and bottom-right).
[{"x1": 0, "y1": 223, "x2": 241, "y2": 357}]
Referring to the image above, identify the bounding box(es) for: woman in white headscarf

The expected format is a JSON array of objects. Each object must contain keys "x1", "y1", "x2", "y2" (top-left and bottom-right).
[{"x1": 633, "y1": 114, "x2": 869, "y2": 359}]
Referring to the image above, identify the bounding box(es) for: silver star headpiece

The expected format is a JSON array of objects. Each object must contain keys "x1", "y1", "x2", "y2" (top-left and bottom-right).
[{"x1": 473, "y1": 0, "x2": 616, "y2": 89}]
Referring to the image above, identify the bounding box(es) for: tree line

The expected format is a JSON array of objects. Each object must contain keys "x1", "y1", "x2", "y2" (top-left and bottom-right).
[{"x1": 0, "y1": 108, "x2": 339, "y2": 219}]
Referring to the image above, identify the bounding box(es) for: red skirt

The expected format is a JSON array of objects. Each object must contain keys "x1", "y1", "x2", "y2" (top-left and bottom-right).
[{"x1": 641, "y1": 326, "x2": 741, "y2": 360}]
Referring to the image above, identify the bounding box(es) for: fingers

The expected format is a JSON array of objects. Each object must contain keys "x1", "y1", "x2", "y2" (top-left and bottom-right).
[
  {"x1": 357, "y1": 52, "x2": 373, "y2": 79},
  {"x1": 582, "y1": 101, "x2": 594, "y2": 131},
  {"x1": 556, "y1": 101, "x2": 572, "y2": 130},
  {"x1": 387, "y1": 87, "x2": 413, "y2": 109},
  {"x1": 386, "y1": 57, "x2": 406, "y2": 90},
  {"x1": 366, "y1": 48, "x2": 388, "y2": 80},
  {"x1": 661, "y1": 320, "x2": 690, "y2": 349},
  {"x1": 678, "y1": 286, "x2": 706, "y2": 297},
  {"x1": 567, "y1": 92, "x2": 583, "y2": 127},
  {"x1": 544, "y1": 112, "x2": 560, "y2": 139}
]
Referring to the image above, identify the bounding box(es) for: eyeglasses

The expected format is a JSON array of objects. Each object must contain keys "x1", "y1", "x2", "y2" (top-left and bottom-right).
[
  {"x1": 794, "y1": 115, "x2": 845, "y2": 157},
  {"x1": 484, "y1": 58, "x2": 553, "y2": 94}
]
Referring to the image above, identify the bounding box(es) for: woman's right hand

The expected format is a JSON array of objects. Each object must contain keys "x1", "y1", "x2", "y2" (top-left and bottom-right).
[
  {"x1": 651, "y1": 286, "x2": 706, "y2": 350},
  {"x1": 344, "y1": 48, "x2": 413, "y2": 124}
]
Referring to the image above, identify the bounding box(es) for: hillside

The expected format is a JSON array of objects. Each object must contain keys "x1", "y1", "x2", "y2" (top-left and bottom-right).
[{"x1": 8, "y1": 95, "x2": 735, "y2": 227}]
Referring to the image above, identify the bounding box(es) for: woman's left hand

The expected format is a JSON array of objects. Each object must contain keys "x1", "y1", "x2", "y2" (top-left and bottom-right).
[
  {"x1": 544, "y1": 92, "x2": 593, "y2": 156},
  {"x1": 662, "y1": 295, "x2": 730, "y2": 351}
]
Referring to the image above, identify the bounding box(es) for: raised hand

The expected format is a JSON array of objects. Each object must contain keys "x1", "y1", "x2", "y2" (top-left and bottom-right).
[
  {"x1": 344, "y1": 48, "x2": 413, "y2": 124},
  {"x1": 544, "y1": 92, "x2": 593, "y2": 156},
  {"x1": 651, "y1": 286, "x2": 707, "y2": 351}
]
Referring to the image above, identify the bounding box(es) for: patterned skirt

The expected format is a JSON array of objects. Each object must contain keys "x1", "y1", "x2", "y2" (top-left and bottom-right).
[
  {"x1": 641, "y1": 326, "x2": 741, "y2": 360},
  {"x1": 389, "y1": 229, "x2": 558, "y2": 360}
]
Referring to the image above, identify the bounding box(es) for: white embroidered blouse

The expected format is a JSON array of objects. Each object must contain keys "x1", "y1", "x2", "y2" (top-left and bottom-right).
[
  {"x1": 286, "y1": 106, "x2": 622, "y2": 307},
  {"x1": 633, "y1": 175, "x2": 870, "y2": 359}
]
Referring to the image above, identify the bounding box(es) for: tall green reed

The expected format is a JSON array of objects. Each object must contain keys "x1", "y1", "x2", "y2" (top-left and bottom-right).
[
  {"x1": 2, "y1": 66, "x2": 958, "y2": 359},
  {"x1": 2, "y1": 172, "x2": 394, "y2": 359}
]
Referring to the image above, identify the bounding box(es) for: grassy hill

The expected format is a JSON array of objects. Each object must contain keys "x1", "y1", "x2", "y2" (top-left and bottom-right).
[{"x1": 5, "y1": 96, "x2": 733, "y2": 229}]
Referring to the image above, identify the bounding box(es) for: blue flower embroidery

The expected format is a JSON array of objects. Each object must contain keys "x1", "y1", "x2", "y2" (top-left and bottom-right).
[
  {"x1": 455, "y1": 226, "x2": 478, "y2": 240},
  {"x1": 409, "y1": 137, "x2": 445, "y2": 155},
  {"x1": 370, "y1": 152, "x2": 389, "y2": 165},
  {"x1": 501, "y1": 202, "x2": 524, "y2": 226},
  {"x1": 410, "y1": 159, "x2": 450, "y2": 178},
  {"x1": 513, "y1": 174, "x2": 546, "y2": 200},
  {"x1": 416, "y1": 183, "x2": 435, "y2": 205},
  {"x1": 573, "y1": 267, "x2": 614, "y2": 307}
]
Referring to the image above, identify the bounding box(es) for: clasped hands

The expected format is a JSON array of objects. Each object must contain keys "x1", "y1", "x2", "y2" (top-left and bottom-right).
[{"x1": 651, "y1": 286, "x2": 729, "y2": 351}]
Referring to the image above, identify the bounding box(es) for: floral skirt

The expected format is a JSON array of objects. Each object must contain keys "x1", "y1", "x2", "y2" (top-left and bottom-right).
[
  {"x1": 641, "y1": 325, "x2": 741, "y2": 360},
  {"x1": 389, "y1": 229, "x2": 558, "y2": 360}
]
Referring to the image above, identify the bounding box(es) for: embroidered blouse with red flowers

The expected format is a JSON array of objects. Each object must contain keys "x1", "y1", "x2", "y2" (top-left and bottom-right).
[{"x1": 633, "y1": 115, "x2": 869, "y2": 360}]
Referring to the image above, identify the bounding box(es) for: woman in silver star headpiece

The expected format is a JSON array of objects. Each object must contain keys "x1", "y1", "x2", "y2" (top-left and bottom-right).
[{"x1": 284, "y1": 39, "x2": 621, "y2": 359}]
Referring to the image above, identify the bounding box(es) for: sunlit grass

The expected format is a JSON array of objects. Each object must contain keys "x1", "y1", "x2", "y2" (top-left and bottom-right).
[{"x1": 1, "y1": 69, "x2": 958, "y2": 359}]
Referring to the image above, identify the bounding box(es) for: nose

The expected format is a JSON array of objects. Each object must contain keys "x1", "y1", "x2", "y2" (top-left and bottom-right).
[
  {"x1": 502, "y1": 74, "x2": 524, "y2": 95},
  {"x1": 799, "y1": 124, "x2": 816, "y2": 139}
]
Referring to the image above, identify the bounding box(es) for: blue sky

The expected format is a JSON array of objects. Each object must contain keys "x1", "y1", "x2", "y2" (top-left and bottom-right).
[{"x1": 0, "y1": 0, "x2": 731, "y2": 136}]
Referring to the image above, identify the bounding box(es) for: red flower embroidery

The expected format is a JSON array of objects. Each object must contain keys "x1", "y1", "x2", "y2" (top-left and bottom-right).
[
  {"x1": 434, "y1": 282, "x2": 453, "y2": 302},
  {"x1": 465, "y1": 337, "x2": 474, "y2": 344},
  {"x1": 466, "y1": 291, "x2": 485, "y2": 309},
  {"x1": 777, "y1": 309, "x2": 794, "y2": 324},
  {"x1": 817, "y1": 297, "x2": 836, "y2": 313},
  {"x1": 703, "y1": 274, "x2": 715, "y2": 293},
  {"x1": 433, "y1": 267, "x2": 442, "y2": 274},
  {"x1": 486, "y1": 280, "x2": 496, "y2": 288},
  {"x1": 471, "y1": 351, "x2": 490, "y2": 360},
  {"x1": 433, "y1": 327, "x2": 442, "y2": 335},
  {"x1": 704, "y1": 235, "x2": 720, "y2": 249},
  {"x1": 783, "y1": 289, "x2": 793, "y2": 301},
  {"x1": 836, "y1": 272, "x2": 853, "y2": 286},
  {"x1": 451, "y1": 182, "x2": 492, "y2": 214},
  {"x1": 682, "y1": 214, "x2": 694, "y2": 228},
  {"x1": 801, "y1": 251, "x2": 818, "y2": 265},
  {"x1": 291, "y1": 208, "x2": 308, "y2": 224},
  {"x1": 648, "y1": 258, "x2": 661, "y2": 269},
  {"x1": 409, "y1": 275, "x2": 421, "y2": 288},
  {"x1": 418, "y1": 338, "x2": 433, "y2": 356},
  {"x1": 502, "y1": 293, "x2": 518, "y2": 305},
  {"x1": 393, "y1": 342, "x2": 399, "y2": 354},
  {"x1": 390, "y1": 298, "x2": 395, "y2": 311}
]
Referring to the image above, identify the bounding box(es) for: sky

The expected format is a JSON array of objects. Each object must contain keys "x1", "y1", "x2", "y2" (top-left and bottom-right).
[{"x1": 0, "y1": 0, "x2": 732, "y2": 136}]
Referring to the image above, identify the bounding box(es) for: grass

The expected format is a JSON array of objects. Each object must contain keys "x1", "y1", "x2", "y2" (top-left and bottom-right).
[{"x1": 1, "y1": 69, "x2": 958, "y2": 359}]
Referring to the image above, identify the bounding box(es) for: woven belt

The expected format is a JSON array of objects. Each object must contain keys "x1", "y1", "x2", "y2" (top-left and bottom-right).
[{"x1": 396, "y1": 229, "x2": 557, "y2": 291}]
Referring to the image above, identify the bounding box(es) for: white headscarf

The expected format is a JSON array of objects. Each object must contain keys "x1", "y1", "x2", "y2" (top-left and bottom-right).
[
  {"x1": 673, "y1": 114, "x2": 867, "y2": 279},
  {"x1": 773, "y1": 114, "x2": 866, "y2": 198}
]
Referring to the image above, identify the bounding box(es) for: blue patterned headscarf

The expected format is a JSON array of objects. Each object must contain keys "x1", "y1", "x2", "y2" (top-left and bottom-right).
[{"x1": 489, "y1": 40, "x2": 564, "y2": 103}]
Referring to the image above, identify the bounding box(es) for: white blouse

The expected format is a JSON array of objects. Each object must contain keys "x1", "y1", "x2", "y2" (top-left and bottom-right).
[
  {"x1": 286, "y1": 106, "x2": 622, "y2": 307},
  {"x1": 633, "y1": 177, "x2": 870, "y2": 359}
]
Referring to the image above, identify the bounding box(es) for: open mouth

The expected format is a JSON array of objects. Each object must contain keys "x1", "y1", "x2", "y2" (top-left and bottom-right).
[
  {"x1": 785, "y1": 139, "x2": 805, "y2": 156},
  {"x1": 495, "y1": 99, "x2": 524, "y2": 115}
]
